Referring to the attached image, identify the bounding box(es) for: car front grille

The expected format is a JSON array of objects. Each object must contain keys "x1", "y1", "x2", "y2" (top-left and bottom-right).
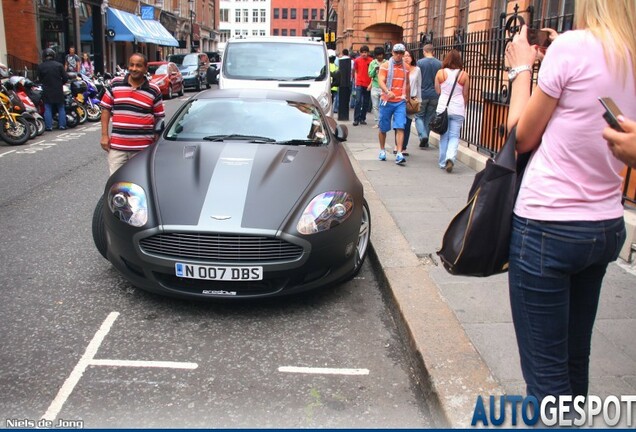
[{"x1": 139, "y1": 233, "x2": 304, "y2": 263}]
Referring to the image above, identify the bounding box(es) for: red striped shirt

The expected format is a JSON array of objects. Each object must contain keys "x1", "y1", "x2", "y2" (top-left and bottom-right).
[{"x1": 100, "y1": 75, "x2": 165, "y2": 151}]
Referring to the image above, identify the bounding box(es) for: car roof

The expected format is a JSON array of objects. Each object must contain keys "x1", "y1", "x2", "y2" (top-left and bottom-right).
[
  {"x1": 226, "y1": 36, "x2": 324, "y2": 46},
  {"x1": 194, "y1": 88, "x2": 318, "y2": 105}
]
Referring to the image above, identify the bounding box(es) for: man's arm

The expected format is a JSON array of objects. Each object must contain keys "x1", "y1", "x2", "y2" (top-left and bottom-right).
[{"x1": 100, "y1": 109, "x2": 111, "y2": 151}]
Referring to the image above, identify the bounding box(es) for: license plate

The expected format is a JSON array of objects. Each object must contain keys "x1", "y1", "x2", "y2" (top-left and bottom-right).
[{"x1": 175, "y1": 263, "x2": 263, "y2": 281}]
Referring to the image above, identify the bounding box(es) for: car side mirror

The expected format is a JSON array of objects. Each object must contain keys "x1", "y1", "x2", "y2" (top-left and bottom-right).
[{"x1": 335, "y1": 124, "x2": 348, "y2": 142}]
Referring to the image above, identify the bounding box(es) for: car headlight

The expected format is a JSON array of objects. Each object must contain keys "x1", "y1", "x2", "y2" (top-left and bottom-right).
[
  {"x1": 297, "y1": 191, "x2": 353, "y2": 235},
  {"x1": 108, "y1": 182, "x2": 148, "y2": 227}
]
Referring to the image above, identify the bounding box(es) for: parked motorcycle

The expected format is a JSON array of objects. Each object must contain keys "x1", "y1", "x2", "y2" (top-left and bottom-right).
[
  {"x1": 0, "y1": 82, "x2": 30, "y2": 145},
  {"x1": 75, "y1": 73, "x2": 102, "y2": 121},
  {"x1": 8, "y1": 76, "x2": 45, "y2": 136}
]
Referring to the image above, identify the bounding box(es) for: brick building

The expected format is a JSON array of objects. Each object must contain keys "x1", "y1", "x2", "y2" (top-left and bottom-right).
[{"x1": 270, "y1": 0, "x2": 325, "y2": 38}]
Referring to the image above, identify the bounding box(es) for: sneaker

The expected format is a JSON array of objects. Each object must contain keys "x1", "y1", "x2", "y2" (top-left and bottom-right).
[
  {"x1": 352, "y1": 121, "x2": 359, "y2": 126},
  {"x1": 395, "y1": 153, "x2": 406, "y2": 165},
  {"x1": 45, "y1": 128, "x2": 53, "y2": 132},
  {"x1": 378, "y1": 150, "x2": 387, "y2": 161},
  {"x1": 419, "y1": 138, "x2": 429, "y2": 148},
  {"x1": 402, "y1": 151, "x2": 409, "y2": 156},
  {"x1": 445, "y1": 159, "x2": 454, "y2": 173},
  {"x1": 360, "y1": 120, "x2": 367, "y2": 125}
]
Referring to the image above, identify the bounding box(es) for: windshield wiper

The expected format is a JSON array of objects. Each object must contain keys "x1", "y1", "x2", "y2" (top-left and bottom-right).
[
  {"x1": 203, "y1": 134, "x2": 276, "y2": 143},
  {"x1": 276, "y1": 139, "x2": 322, "y2": 146}
]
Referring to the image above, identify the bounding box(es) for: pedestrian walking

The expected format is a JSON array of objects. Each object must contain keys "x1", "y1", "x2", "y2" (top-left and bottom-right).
[
  {"x1": 505, "y1": 0, "x2": 635, "y2": 408},
  {"x1": 368, "y1": 47, "x2": 386, "y2": 129},
  {"x1": 80, "y1": 52, "x2": 93, "y2": 76},
  {"x1": 100, "y1": 53, "x2": 165, "y2": 175},
  {"x1": 64, "y1": 46, "x2": 81, "y2": 73},
  {"x1": 328, "y1": 50, "x2": 339, "y2": 111},
  {"x1": 336, "y1": 49, "x2": 352, "y2": 121},
  {"x1": 415, "y1": 44, "x2": 442, "y2": 148},
  {"x1": 352, "y1": 46, "x2": 373, "y2": 126},
  {"x1": 394, "y1": 50, "x2": 421, "y2": 155},
  {"x1": 377, "y1": 43, "x2": 410, "y2": 165},
  {"x1": 434, "y1": 49, "x2": 469, "y2": 172},
  {"x1": 37, "y1": 48, "x2": 68, "y2": 131}
]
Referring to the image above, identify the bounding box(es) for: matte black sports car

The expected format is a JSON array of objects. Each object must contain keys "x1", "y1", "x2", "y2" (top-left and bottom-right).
[{"x1": 92, "y1": 89, "x2": 370, "y2": 299}]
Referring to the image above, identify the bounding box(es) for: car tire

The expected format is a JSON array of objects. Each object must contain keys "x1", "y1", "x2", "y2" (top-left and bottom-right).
[
  {"x1": 195, "y1": 79, "x2": 201, "y2": 92},
  {"x1": 167, "y1": 86, "x2": 173, "y2": 100},
  {"x1": 349, "y1": 199, "x2": 371, "y2": 279},
  {"x1": 92, "y1": 195, "x2": 108, "y2": 259},
  {"x1": 178, "y1": 85, "x2": 184, "y2": 96}
]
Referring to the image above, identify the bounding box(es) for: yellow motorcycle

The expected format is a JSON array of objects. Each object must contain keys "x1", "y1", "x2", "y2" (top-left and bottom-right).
[{"x1": 0, "y1": 83, "x2": 30, "y2": 145}]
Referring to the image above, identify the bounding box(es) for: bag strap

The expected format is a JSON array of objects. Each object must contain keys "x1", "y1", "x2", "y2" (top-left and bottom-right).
[{"x1": 444, "y1": 69, "x2": 462, "y2": 109}]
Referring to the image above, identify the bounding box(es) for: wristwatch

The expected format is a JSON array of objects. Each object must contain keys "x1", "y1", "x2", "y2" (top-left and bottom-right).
[{"x1": 508, "y1": 65, "x2": 533, "y2": 82}]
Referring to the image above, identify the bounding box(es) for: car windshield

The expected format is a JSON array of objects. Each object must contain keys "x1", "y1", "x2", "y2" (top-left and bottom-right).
[
  {"x1": 167, "y1": 54, "x2": 185, "y2": 65},
  {"x1": 182, "y1": 55, "x2": 201, "y2": 66},
  {"x1": 165, "y1": 98, "x2": 329, "y2": 145},
  {"x1": 223, "y1": 42, "x2": 327, "y2": 81},
  {"x1": 148, "y1": 64, "x2": 168, "y2": 75}
]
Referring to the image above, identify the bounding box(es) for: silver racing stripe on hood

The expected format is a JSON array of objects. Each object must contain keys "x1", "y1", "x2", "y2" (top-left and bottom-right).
[{"x1": 197, "y1": 145, "x2": 258, "y2": 231}]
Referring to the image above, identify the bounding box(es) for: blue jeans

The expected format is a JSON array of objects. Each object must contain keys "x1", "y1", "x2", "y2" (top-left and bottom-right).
[
  {"x1": 508, "y1": 214, "x2": 626, "y2": 401},
  {"x1": 354, "y1": 85, "x2": 371, "y2": 122},
  {"x1": 414, "y1": 97, "x2": 439, "y2": 141},
  {"x1": 438, "y1": 114, "x2": 463, "y2": 168},
  {"x1": 44, "y1": 102, "x2": 66, "y2": 130}
]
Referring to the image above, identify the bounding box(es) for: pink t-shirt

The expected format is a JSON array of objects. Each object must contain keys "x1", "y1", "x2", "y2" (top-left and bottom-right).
[{"x1": 514, "y1": 30, "x2": 636, "y2": 221}]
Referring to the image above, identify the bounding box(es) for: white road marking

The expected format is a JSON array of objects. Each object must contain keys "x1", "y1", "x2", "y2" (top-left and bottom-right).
[
  {"x1": 278, "y1": 366, "x2": 370, "y2": 375},
  {"x1": 42, "y1": 312, "x2": 199, "y2": 421},
  {"x1": 90, "y1": 359, "x2": 198, "y2": 369},
  {"x1": 0, "y1": 150, "x2": 16, "y2": 158},
  {"x1": 42, "y1": 312, "x2": 120, "y2": 421}
]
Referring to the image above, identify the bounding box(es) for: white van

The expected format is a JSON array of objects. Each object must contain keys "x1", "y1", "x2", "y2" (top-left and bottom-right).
[{"x1": 219, "y1": 37, "x2": 332, "y2": 115}]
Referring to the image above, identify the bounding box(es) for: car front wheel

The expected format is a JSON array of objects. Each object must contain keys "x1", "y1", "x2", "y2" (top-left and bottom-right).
[{"x1": 350, "y1": 199, "x2": 371, "y2": 278}]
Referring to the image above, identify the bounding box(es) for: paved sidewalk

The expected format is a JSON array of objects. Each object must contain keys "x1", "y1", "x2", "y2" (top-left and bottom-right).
[{"x1": 341, "y1": 116, "x2": 636, "y2": 427}]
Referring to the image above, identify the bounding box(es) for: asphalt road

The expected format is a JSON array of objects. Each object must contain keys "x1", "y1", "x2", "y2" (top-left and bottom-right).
[{"x1": 0, "y1": 92, "x2": 433, "y2": 428}]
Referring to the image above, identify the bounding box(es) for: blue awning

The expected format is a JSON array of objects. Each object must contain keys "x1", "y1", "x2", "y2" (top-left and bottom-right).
[{"x1": 81, "y1": 8, "x2": 179, "y2": 47}]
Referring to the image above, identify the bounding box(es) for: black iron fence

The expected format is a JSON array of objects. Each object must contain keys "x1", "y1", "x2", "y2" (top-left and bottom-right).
[
  {"x1": 5, "y1": 55, "x2": 38, "y2": 80},
  {"x1": 405, "y1": 9, "x2": 634, "y2": 206}
]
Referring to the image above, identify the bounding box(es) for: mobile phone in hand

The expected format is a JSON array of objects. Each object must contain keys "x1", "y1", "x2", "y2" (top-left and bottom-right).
[
  {"x1": 527, "y1": 28, "x2": 552, "y2": 48},
  {"x1": 598, "y1": 97, "x2": 625, "y2": 132}
]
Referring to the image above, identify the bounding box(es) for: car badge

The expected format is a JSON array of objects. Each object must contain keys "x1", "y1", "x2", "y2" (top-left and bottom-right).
[{"x1": 211, "y1": 215, "x2": 231, "y2": 220}]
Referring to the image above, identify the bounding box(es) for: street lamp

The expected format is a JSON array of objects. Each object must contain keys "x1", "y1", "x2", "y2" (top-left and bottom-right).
[{"x1": 189, "y1": 0, "x2": 196, "y2": 52}]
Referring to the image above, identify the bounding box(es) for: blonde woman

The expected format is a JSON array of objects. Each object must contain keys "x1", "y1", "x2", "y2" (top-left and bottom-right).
[{"x1": 505, "y1": 0, "x2": 635, "y2": 404}]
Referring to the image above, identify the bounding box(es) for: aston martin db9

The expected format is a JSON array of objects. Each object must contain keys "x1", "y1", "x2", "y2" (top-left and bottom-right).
[{"x1": 92, "y1": 88, "x2": 370, "y2": 299}]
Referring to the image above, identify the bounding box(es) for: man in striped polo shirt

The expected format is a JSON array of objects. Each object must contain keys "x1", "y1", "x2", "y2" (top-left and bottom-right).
[{"x1": 100, "y1": 53, "x2": 165, "y2": 175}]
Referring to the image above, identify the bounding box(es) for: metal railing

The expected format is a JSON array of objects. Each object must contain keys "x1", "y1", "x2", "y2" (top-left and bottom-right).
[
  {"x1": 405, "y1": 8, "x2": 634, "y2": 206},
  {"x1": 5, "y1": 54, "x2": 38, "y2": 80}
]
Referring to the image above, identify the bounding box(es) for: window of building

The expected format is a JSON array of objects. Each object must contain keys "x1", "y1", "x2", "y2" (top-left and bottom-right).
[
  {"x1": 260, "y1": 30, "x2": 266, "y2": 36},
  {"x1": 429, "y1": 0, "x2": 446, "y2": 37},
  {"x1": 252, "y1": 30, "x2": 258, "y2": 36},
  {"x1": 234, "y1": 29, "x2": 241, "y2": 36},
  {"x1": 282, "y1": 29, "x2": 287, "y2": 36},
  {"x1": 291, "y1": 8, "x2": 296, "y2": 19},
  {"x1": 320, "y1": 9, "x2": 324, "y2": 20},
  {"x1": 235, "y1": 9, "x2": 241, "y2": 22},
  {"x1": 243, "y1": 8, "x2": 249, "y2": 22},
  {"x1": 303, "y1": 8, "x2": 308, "y2": 20},
  {"x1": 220, "y1": 30, "x2": 230, "y2": 43},
  {"x1": 260, "y1": 9, "x2": 266, "y2": 22},
  {"x1": 311, "y1": 8, "x2": 317, "y2": 20},
  {"x1": 282, "y1": 8, "x2": 288, "y2": 19},
  {"x1": 253, "y1": 9, "x2": 258, "y2": 22},
  {"x1": 491, "y1": 0, "x2": 507, "y2": 28},
  {"x1": 273, "y1": 8, "x2": 279, "y2": 19},
  {"x1": 290, "y1": 29, "x2": 296, "y2": 36},
  {"x1": 220, "y1": 9, "x2": 229, "y2": 22},
  {"x1": 273, "y1": 28, "x2": 279, "y2": 36},
  {"x1": 458, "y1": 0, "x2": 469, "y2": 30},
  {"x1": 533, "y1": 0, "x2": 574, "y2": 31}
]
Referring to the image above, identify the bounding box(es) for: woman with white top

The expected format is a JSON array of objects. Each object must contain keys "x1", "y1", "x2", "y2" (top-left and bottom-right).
[
  {"x1": 396, "y1": 51, "x2": 422, "y2": 155},
  {"x1": 434, "y1": 50, "x2": 469, "y2": 173}
]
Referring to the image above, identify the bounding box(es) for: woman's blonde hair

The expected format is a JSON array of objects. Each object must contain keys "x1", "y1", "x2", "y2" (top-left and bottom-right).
[{"x1": 575, "y1": 0, "x2": 636, "y2": 86}]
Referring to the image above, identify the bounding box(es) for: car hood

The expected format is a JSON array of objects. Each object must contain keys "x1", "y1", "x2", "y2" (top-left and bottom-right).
[
  {"x1": 151, "y1": 142, "x2": 329, "y2": 231},
  {"x1": 149, "y1": 74, "x2": 168, "y2": 84}
]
